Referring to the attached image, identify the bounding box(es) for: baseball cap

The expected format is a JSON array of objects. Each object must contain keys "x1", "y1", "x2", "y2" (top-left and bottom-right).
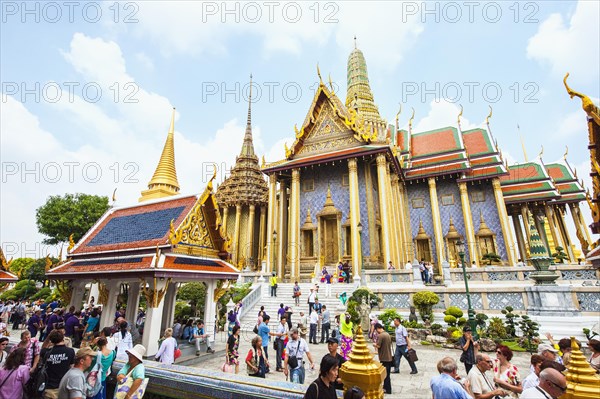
[{"x1": 538, "y1": 344, "x2": 558, "y2": 354}]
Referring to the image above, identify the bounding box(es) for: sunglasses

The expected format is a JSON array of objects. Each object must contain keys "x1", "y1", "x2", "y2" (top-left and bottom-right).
[
  {"x1": 496, "y1": 351, "x2": 503, "y2": 355},
  {"x1": 548, "y1": 380, "x2": 567, "y2": 392}
]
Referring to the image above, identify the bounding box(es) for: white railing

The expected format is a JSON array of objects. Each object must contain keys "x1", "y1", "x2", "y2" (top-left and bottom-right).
[{"x1": 238, "y1": 282, "x2": 263, "y2": 321}]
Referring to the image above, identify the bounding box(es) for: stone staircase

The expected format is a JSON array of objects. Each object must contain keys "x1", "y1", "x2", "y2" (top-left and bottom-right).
[{"x1": 238, "y1": 282, "x2": 357, "y2": 331}]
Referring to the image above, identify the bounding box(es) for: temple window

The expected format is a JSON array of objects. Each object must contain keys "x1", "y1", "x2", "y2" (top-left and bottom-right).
[
  {"x1": 302, "y1": 179, "x2": 314, "y2": 192},
  {"x1": 342, "y1": 174, "x2": 349, "y2": 187},
  {"x1": 441, "y1": 194, "x2": 454, "y2": 206},
  {"x1": 344, "y1": 226, "x2": 351, "y2": 255},
  {"x1": 412, "y1": 198, "x2": 424, "y2": 209},
  {"x1": 303, "y1": 230, "x2": 314, "y2": 257},
  {"x1": 471, "y1": 191, "x2": 485, "y2": 203}
]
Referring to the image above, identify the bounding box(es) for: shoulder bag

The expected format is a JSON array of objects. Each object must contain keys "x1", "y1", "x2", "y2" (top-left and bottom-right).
[{"x1": 113, "y1": 365, "x2": 149, "y2": 399}]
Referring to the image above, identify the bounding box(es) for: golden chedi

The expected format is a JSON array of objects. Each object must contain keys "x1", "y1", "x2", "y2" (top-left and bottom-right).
[
  {"x1": 562, "y1": 336, "x2": 600, "y2": 399},
  {"x1": 339, "y1": 325, "x2": 385, "y2": 399}
]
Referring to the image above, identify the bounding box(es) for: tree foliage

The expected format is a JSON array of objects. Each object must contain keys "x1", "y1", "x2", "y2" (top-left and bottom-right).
[
  {"x1": 176, "y1": 282, "x2": 206, "y2": 317},
  {"x1": 412, "y1": 291, "x2": 440, "y2": 322},
  {"x1": 36, "y1": 193, "x2": 110, "y2": 245},
  {"x1": 0, "y1": 279, "x2": 37, "y2": 301},
  {"x1": 552, "y1": 246, "x2": 569, "y2": 263},
  {"x1": 482, "y1": 253, "x2": 501, "y2": 265},
  {"x1": 9, "y1": 258, "x2": 35, "y2": 279}
]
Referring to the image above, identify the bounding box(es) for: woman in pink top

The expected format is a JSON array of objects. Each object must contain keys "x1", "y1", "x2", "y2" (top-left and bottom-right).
[{"x1": 0, "y1": 348, "x2": 30, "y2": 399}]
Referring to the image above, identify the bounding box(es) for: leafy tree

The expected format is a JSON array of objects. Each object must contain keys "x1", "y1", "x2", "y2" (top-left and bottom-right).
[
  {"x1": 486, "y1": 317, "x2": 508, "y2": 339},
  {"x1": 8, "y1": 258, "x2": 35, "y2": 279},
  {"x1": 412, "y1": 291, "x2": 440, "y2": 323},
  {"x1": 31, "y1": 287, "x2": 52, "y2": 301},
  {"x1": 482, "y1": 253, "x2": 501, "y2": 265},
  {"x1": 501, "y1": 306, "x2": 520, "y2": 338},
  {"x1": 444, "y1": 306, "x2": 464, "y2": 327},
  {"x1": 36, "y1": 193, "x2": 110, "y2": 245},
  {"x1": 552, "y1": 246, "x2": 569, "y2": 264},
  {"x1": 583, "y1": 328, "x2": 599, "y2": 341},
  {"x1": 176, "y1": 282, "x2": 206, "y2": 317},
  {"x1": 0, "y1": 279, "x2": 37, "y2": 301},
  {"x1": 518, "y1": 315, "x2": 540, "y2": 353}
]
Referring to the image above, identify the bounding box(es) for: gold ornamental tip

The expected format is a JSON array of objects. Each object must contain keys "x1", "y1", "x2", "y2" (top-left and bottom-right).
[
  {"x1": 339, "y1": 325, "x2": 385, "y2": 399},
  {"x1": 563, "y1": 337, "x2": 600, "y2": 399}
]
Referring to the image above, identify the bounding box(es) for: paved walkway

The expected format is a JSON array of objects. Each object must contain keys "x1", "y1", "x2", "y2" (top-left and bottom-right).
[{"x1": 188, "y1": 331, "x2": 533, "y2": 399}]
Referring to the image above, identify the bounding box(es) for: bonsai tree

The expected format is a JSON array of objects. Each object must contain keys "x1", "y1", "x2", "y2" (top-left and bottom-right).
[
  {"x1": 501, "y1": 306, "x2": 520, "y2": 338},
  {"x1": 518, "y1": 315, "x2": 540, "y2": 353},
  {"x1": 412, "y1": 291, "x2": 440, "y2": 323},
  {"x1": 443, "y1": 306, "x2": 464, "y2": 327},
  {"x1": 583, "y1": 328, "x2": 599, "y2": 341},
  {"x1": 552, "y1": 246, "x2": 569, "y2": 264},
  {"x1": 482, "y1": 252, "x2": 501, "y2": 265},
  {"x1": 486, "y1": 317, "x2": 508, "y2": 340}
]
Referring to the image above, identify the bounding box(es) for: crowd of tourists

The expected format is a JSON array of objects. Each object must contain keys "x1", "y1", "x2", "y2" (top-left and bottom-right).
[
  {"x1": 0, "y1": 299, "x2": 147, "y2": 399},
  {"x1": 430, "y1": 325, "x2": 600, "y2": 399}
]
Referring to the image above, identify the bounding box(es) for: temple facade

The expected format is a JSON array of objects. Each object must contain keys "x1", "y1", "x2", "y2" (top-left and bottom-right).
[
  {"x1": 261, "y1": 45, "x2": 592, "y2": 281},
  {"x1": 216, "y1": 78, "x2": 268, "y2": 270}
]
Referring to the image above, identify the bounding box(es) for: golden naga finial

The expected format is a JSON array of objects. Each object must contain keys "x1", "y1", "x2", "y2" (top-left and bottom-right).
[
  {"x1": 485, "y1": 105, "x2": 493, "y2": 125},
  {"x1": 564, "y1": 73, "x2": 596, "y2": 115},
  {"x1": 285, "y1": 142, "x2": 292, "y2": 158},
  {"x1": 45, "y1": 254, "x2": 52, "y2": 272},
  {"x1": 563, "y1": 145, "x2": 569, "y2": 160},
  {"x1": 67, "y1": 234, "x2": 75, "y2": 252},
  {"x1": 457, "y1": 104, "x2": 463, "y2": 127},
  {"x1": 154, "y1": 244, "x2": 161, "y2": 268},
  {"x1": 261, "y1": 155, "x2": 266, "y2": 167},
  {"x1": 328, "y1": 74, "x2": 335, "y2": 94},
  {"x1": 169, "y1": 219, "x2": 183, "y2": 245},
  {"x1": 207, "y1": 163, "x2": 218, "y2": 192},
  {"x1": 316, "y1": 63, "x2": 323, "y2": 84},
  {"x1": 408, "y1": 107, "x2": 415, "y2": 133},
  {"x1": 395, "y1": 104, "x2": 402, "y2": 130},
  {"x1": 538, "y1": 145, "x2": 544, "y2": 159},
  {"x1": 0, "y1": 248, "x2": 12, "y2": 271},
  {"x1": 112, "y1": 188, "x2": 117, "y2": 203}
]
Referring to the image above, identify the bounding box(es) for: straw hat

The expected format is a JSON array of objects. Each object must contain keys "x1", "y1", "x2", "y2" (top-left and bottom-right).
[{"x1": 126, "y1": 344, "x2": 146, "y2": 362}]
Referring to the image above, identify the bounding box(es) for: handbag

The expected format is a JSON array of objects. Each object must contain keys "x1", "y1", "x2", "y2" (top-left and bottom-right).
[
  {"x1": 246, "y1": 349, "x2": 258, "y2": 375},
  {"x1": 407, "y1": 348, "x2": 418, "y2": 362},
  {"x1": 287, "y1": 341, "x2": 299, "y2": 369},
  {"x1": 253, "y1": 325, "x2": 258, "y2": 334},
  {"x1": 174, "y1": 348, "x2": 182, "y2": 360},
  {"x1": 85, "y1": 351, "x2": 103, "y2": 397},
  {"x1": 113, "y1": 366, "x2": 149, "y2": 399},
  {"x1": 25, "y1": 346, "x2": 51, "y2": 399}
]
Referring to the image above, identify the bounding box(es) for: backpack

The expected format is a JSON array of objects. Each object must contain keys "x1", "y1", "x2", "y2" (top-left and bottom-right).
[
  {"x1": 85, "y1": 351, "x2": 103, "y2": 397},
  {"x1": 25, "y1": 347, "x2": 51, "y2": 399}
]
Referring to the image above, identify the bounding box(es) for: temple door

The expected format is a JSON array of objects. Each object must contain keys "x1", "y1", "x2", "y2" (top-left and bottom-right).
[
  {"x1": 324, "y1": 218, "x2": 338, "y2": 264},
  {"x1": 416, "y1": 239, "x2": 431, "y2": 262}
]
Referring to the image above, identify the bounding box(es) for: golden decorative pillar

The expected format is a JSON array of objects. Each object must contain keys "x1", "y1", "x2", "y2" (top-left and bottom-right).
[
  {"x1": 429, "y1": 177, "x2": 445, "y2": 273},
  {"x1": 277, "y1": 180, "x2": 288, "y2": 277},
  {"x1": 376, "y1": 154, "x2": 392, "y2": 264},
  {"x1": 364, "y1": 164, "x2": 378, "y2": 262},
  {"x1": 222, "y1": 207, "x2": 229, "y2": 237},
  {"x1": 521, "y1": 205, "x2": 532, "y2": 250},
  {"x1": 400, "y1": 184, "x2": 415, "y2": 262},
  {"x1": 339, "y1": 325, "x2": 385, "y2": 399},
  {"x1": 563, "y1": 337, "x2": 600, "y2": 399},
  {"x1": 386, "y1": 168, "x2": 400, "y2": 267},
  {"x1": 511, "y1": 213, "x2": 528, "y2": 262},
  {"x1": 569, "y1": 203, "x2": 592, "y2": 254},
  {"x1": 232, "y1": 204, "x2": 242, "y2": 265},
  {"x1": 458, "y1": 182, "x2": 479, "y2": 267},
  {"x1": 266, "y1": 174, "x2": 277, "y2": 273},
  {"x1": 290, "y1": 169, "x2": 301, "y2": 280},
  {"x1": 391, "y1": 175, "x2": 406, "y2": 264},
  {"x1": 258, "y1": 205, "x2": 267, "y2": 264},
  {"x1": 544, "y1": 204, "x2": 567, "y2": 259},
  {"x1": 247, "y1": 205, "x2": 256, "y2": 264},
  {"x1": 348, "y1": 158, "x2": 362, "y2": 276},
  {"x1": 492, "y1": 178, "x2": 517, "y2": 265},
  {"x1": 555, "y1": 205, "x2": 577, "y2": 262}
]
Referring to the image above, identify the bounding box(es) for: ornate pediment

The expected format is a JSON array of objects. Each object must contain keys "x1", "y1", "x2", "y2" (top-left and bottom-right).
[{"x1": 286, "y1": 82, "x2": 373, "y2": 160}]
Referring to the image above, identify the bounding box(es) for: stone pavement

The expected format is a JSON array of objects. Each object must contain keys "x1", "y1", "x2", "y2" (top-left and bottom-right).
[{"x1": 189, "y1": 331, "x2": 533, "y2": 398}]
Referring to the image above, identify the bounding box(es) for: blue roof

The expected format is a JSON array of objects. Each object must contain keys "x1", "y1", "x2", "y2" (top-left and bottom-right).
[
  {"x1": 173, "y1": 257, "x2": 222, "y2": 267},
  {"x1": 73, "y1": 257, "x2": 145, "y2": 266},
  {"x1": 88, "y1": 206, "x2": 186, "y2": 246}
]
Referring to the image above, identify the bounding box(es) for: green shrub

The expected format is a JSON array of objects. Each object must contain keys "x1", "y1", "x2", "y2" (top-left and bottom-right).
[
  {"x1": 487, "y1": 317, "x2": 508, "y2": 340},
  {"x1": 349, "y1": 288, "x2": 381, "y2": 309},
  {"x1": 444, "y1": 315, "x2": 458, "y2": 327},
  {"x1": 412, "y1": 291, "x2": 439, "y2": 322},
  {"x1": 518, "y1": 315, "x2": 540, "y2": 353},
  {"x1": 31, "y1": 287, "x2": 52, "y2": 301},
  {"x1": 402, "y1": 320, "x2": 425, "y2": 329},
  {"x1": 451, "y1": 330, "x2": 463, "y2": 339},
  {"x1": 501, "y1": 306, "x2": 520, "y2": 338},
  {"x1": 379, "y1": 309, "x2": 401, "y2": 331},
  {"x1": 457, "y1": 317, "x2": 467, "y2": 327},
  {"x1": 500, "y1": 340, "x2": 527, "y2": 352},
  {"x1": 421, "y1": 340, "x2": 432, "y2": 345},
  {"x1": 431, "y1": 323, "x2": 444, "y2": 336},
  {"x1": 444, "y1": 306, "x2": 464, "y2": 318}
]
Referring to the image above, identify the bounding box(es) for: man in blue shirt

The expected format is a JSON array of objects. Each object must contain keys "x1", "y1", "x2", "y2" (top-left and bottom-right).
[
  {"x1": 190, "y1": 320, "x2": 215, "y2": 355},
  {"x1": 430, "y1": 357, "x2": 473, "y2": 399},
  {"x1": 392, "y1": 317, "x2": 418, "y2": 374},
  {"x1": 258, "y1": 315, "x2": 272, "y2": 367}
]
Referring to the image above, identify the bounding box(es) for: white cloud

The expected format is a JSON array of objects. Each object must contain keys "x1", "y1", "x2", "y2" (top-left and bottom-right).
[
  {"x1": 527, "y1": 1, "x2": 600, "y2": 80},
  {"x1": 408, "y1": 99, "x2": 478, "y2": 133},
  {"x1": 135, "y1": 52, "x2": 155, "y2": 70}
]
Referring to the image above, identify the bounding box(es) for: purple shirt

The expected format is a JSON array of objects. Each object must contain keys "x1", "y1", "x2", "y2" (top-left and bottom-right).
[
  {"x1": 64, "y1": 315, "x2": 81, "y2": 337},
  {"x1": 27, "y1": 314, "x2": 41, "y2": 336},
  {"x1": 45, "y1": 314, "x2": 62, "y2": 333},
  {"x1": 0, "y1": 365, "x2": 30, "y2": 399}
]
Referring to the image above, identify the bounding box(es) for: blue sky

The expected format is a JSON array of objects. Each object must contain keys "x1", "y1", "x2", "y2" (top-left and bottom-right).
[{"x1": 1, "y1": 1, "x2": 598, "y2": 259}]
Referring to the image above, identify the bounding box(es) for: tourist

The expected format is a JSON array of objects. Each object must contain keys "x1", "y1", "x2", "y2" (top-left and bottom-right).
[
  {"x1": 324, "y1": 271, "x2": 332, "y2": 298},
  {"x1": 91, "y1": 337, "x2": 116, "y2": 399},
  {"x1": 537, "y1": 343, "x2": 559, "y2": 363},
  {"x1": 246, "y1": 336, "x2": 268, "y2": 378},
  {"x1": 191, "y1": 320, "x2": 215, "y2": 355},
  {"x1": 11, "y1": 330, "x2": 40, "y2": 373},
  {"x1": 309, "y1": 307, "x2": 319, "y2": 345},
  {"x1": 277, "y1": 303, "x2": 286, "y2": 321},
  {"x1": 426, "y1": 263, "x2": 434, "y2": 283},
  {"x1": 258, "y1": 315, "x2": 271, "y2": 363},
  {"x1": 342, "y1": 261, "x2": 351, "y2": 283},
  {"x1": 521, "y1": 368, "x2": 566, "y2": 399},
  {"x1": 41, "y1": 330, "x2": 75, "y2": 399},
  {"x1": 313, "y1": 298, "x2": 323, "y2": 316},
  {"x1": 459, "y1": 326, "x2": 479, "y2": 374},
  {"x1": 172, "y1": 319, "x2": 182, "y2": 339},
  {"x1": 298, "y1": 311, "x2": 308, "y2": 339},
  {"x1": 0, "y1": 317, "x2": 8, "y2": 337},
  {"x1": 339, "y1": 313, "x2": 353, "y2": 360},
  {"x1": 331, "y1": 315, "x2": 339, "y2": 339},
  {"x1": 430, "y1": 357, "x2": 472, "y2": 399},
  {"x1": 284, "y1": 328, "x2": 315, "y2": 384},
  {"x1": 270, "y1": 272, "x2": 278, "y2": 297},
  {"x1": 257, "y1": 306, "x2": 268, "y2": 319},
  {"x1": 56, "y1": 323, "x2": 73, "y2": 348},
  {"x1": 308, "y1": 288, "x2": 317, "y2": 315},
  {"x1": 115, "y1": 320, "x2": 134, "y2": 360},
  {"x1": 373, "y1": 323, "x2": 393, "y2": 394},
  {"x1": 320, "y1": 305, "x2": 330, "y2": 343},
  {"x1": 115, "y1": 345, "x2": 146, "y2": 398},
  {"x1": 181, "y1": 319, "x2": 194, "y2": 341},
  {"x1": 274, "y1": 317, "x2": 288, "y2": 372},
  {"x1": 324, "y1": 337, "x2": 345, "y2": 390},
  {"x1": 284, "y1": 306, "x2": 293, "y2": 330},
  {"x1": 392, "y1": 317, "x2": 417, "y2": 374},
  {"x1": 0, "y1": 337, "x2": 8, "y2": 368},
  {"x1": 293, "y1": 281, "x2": 301, "y2": 306},
  {"x1": 419, "y1": 260, "x2": 426, "y2": 282},
  {"x1": 493, "y1": 345, "x2": 522, "y2": 398},
  {"x1": 587, "y1": 339, "x2": 600, "y2": 372},
  {"x1": 226, "y1": 325, "x2": 240, "y2": 374},
  {"x1": 302, "y1": 354, "x2": 338, "y2": 399},
  {"x1": 522, "y1": 354, "x2": 544, "y2": 390},
  {"x1": 0, "y1": 347, "x2": 30, "y2": 399},
  {"x1": 388, "y1": 261, "x2": 395, "y2": 270},
  {"x1": 226, "y1": 310, "x2": 237, "y2": 337},
  {"x1": 405, "y1": 261, "x2": 412, "y2": 270},
  {"x1": 27, "y1": 309, "x2": 43, "y2": 339},
  {"x1": 84, "y1": 308, "x2": 100, "y2": 337},
  {"x1": 343, "y1": 386, "x2": 365, "y2": 399},
  {"x1": 467, "y1": 353, "x2": 507, "y2": 399},
  {"x1": 64, "y1": 310, "x2": 83, "y2": 347},
  {"x1": 155, "y1": 328, "x2": 177, "y2": 364}
]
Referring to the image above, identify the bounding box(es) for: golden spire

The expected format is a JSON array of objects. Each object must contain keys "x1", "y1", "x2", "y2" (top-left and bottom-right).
[
  {"x1": 408, "y1": 107, "x2": 415, "y2": 134},
  {"x1": 317, "y1": 63, "x2": 323, "y2": 84},
  {"x1": 240, "y1": 74, "x2": 257, "y2": 158},
  {"x1": 485, "y1": 105, "x2": 493, "y2": 125},
  {"x1": 457, "y1": 104, "x2": 463, "y2": 127},
  {"x1": 395, "y1": 104, "x2": 402, "y2": 130},
  {"x1": 139, "y1": 107, "x2": 180, "y2": 202},
  {"x1": 518, "y1": 125, "x2": 528, "y2": 162},
  {"x1": 563, "y1": 337, "x2": 600, "y2": 398},
  {"x1": 563, "y1": 145, "x2": 569, "y2": 160},
  {"x1": 328, "y1": 73, "x2": 335, "y2": 94}
]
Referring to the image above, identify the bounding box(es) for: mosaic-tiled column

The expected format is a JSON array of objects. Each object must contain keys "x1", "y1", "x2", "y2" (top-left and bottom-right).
[
  {"x1": 385, "y1": 165, "x2": 399, "y2": 268},
  {"x1": 232, "y1": 204, "x2": 242, "y2": 265},
  {"x1": 492, "y1": 178, "x2": 516, "y2": 265},
  {"x1": 545, "y1": 204, "x2": 568, "y2": 260},
  {"x1": 364, "y1": 164, "x2": 378, "y2": 263},
  {"x1": 258, "y1": 205, "x2": 267, "y2": 264},
  {"x1": 569, "y1": 203, "x2": 592, "y2": 254},
  {"x1": 246, "y1": 205, "x2": 256, "y2": 265},
  {"x1": 222, "y1": 207, "x2": 229, "y2": 237},
  {"x1": 376, "y1": 154, "x2": 392, "y2": 265},
  {"x1": 511, "y1": 213, "x2": 528, "y2": 262},
  {"x1": 400, "y1": 183, "x2": 415, "y2": 261},
  {"x1": 458, "y1": 182, "x2": 478, "y2": 266},
  {"x1": 429, "y1": 177, "x2": 446, "y2": 273},
  {"x1": 266, "y1": 174, "x2": 277, "y2": 273},
  {"x1": 290, "y1": 169, "x2": 301, "y2": 280},
  {"x1": 348, "y1": 158, "x2": 362, "y2": 276},
  {"x1": 277, "y1": 180, "x2": 288, "y2": 277},
  {"x1": 555, "y1": 205, "x2": 576, "y2": 262},
  {"x1": 521, "y1": 204, "x2": 532, "y2": 251},
  {"x1": 391, "y1": 175, "x2": 406, "y2": 265}
]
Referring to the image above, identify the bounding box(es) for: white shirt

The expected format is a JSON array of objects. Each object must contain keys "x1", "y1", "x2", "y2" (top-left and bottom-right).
[
  {"x1": 114, "y1": 331, "x2": 133, "y2": 360},
  {"x1": 287, "y1": 338, "x2": 309, "y2": 368},
  {"x1": 310, "y1": 311, "x2": 319, "y2": 325},
  {"x1": 155, "y1": 336, "x2": 177, "y2": 365},
  {"x1": 522, "y1": 372, "x2": 540, "y2": 390},
  {"x1": 308, "y1": 291, "x2": 317, "y2": 302},
  {"x1": 405, "y1": 262, "x2": 412, "y2": 270},
  {"x1": 521, "y1": 386, "x2": 551, "y2": 399}
]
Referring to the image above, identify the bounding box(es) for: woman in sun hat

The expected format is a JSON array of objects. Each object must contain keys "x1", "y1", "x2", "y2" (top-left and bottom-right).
[{"x1": 116, "y1": 344, "x2": 146, "y2": 399}]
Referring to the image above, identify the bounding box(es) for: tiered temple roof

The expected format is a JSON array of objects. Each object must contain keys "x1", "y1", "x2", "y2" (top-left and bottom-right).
[
  {"x1": 500, "y1": 158, "x2": 561, "y2": 204},
  {"x1": 0, "y1": 248, "x2": 18, "y2": 283},
  {"x1": 545, "y1": 158, "x2": 586, "y2": 204},
  {"x1": 216, "y1": 76, "x2": 268, "y2": 207}
]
